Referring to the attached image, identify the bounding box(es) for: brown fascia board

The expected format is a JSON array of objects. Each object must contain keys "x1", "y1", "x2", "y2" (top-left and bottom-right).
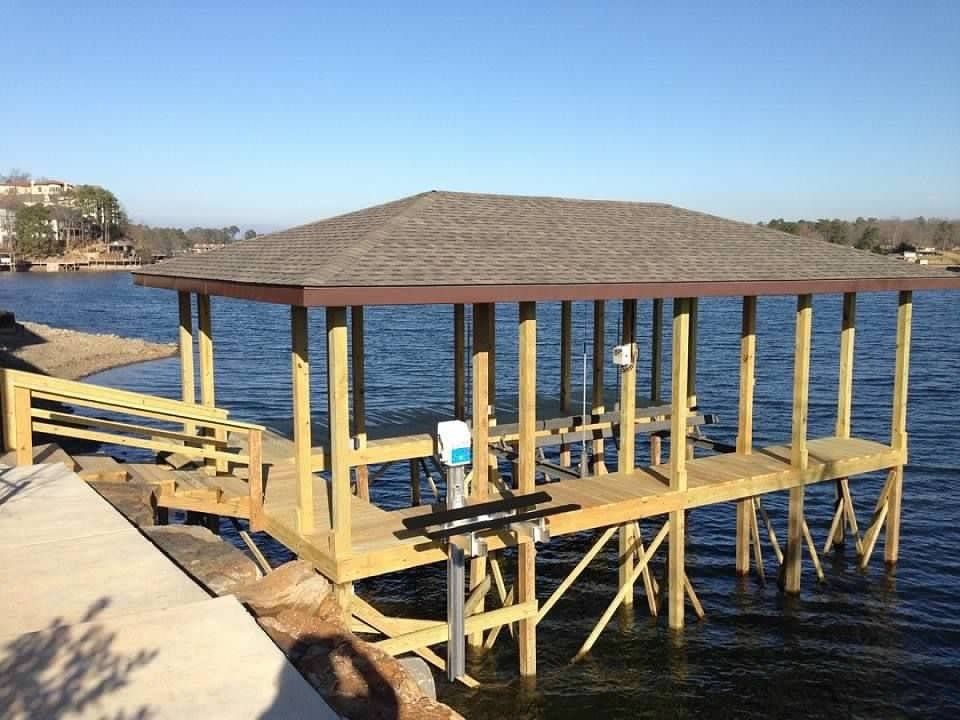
[{"x1": 134, "y1": 273, "x2": 960, "y2": 307}]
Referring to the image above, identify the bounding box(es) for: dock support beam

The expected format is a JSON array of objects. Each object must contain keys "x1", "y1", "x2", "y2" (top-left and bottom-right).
[
  {"x1": 291, "y1": 306, "x2": 314, "y2": 534},
  {"x1": 650, "y1": 298, "x2": 664, "y2": 465},
  {"x1": 887, "y1": 290, "x2": 912, "y2": 565},
  {"x1": 351, "y1": 306, "x2": 369, "y2": 501},
  {"x1": 559, "y1": 301, "x2": 573, "y2": 466},
  {"x1": 177, "y1": 291, "x2": 195, "y2": 435},
  {"x1": 197, "y1": 294, "x2": 226, "y2": 472},
  {"x1": 618, "y1": 299, "x2": 638, "y2": 606},
  {"x1": 592, "y1": 300, "x2": 607, "y2": 473},
  {"x1": 454, "y1": 304, "x2": 466, "y2": 421},
  {"x1": 669, "y1": 298, "x2": 691, "y2": 629},
  {"x1": 468, "y1": 303, "x2": 491, "y2": 648},
  {"x1": 735, "y1": 296, "x2": 757, "y2": 575},
  {"x1": 518, "y1": 301, "x2": 537, "y2": 677},
  {"x1": 832, "y1": 293, "x2": 857, "y2": 548},
  {"x1": 686, "y1": 298, "x2": 698, "y2": 460},
  {"x1": 784, "y1": 294, "x2": 812, "y2": 593},
  {"x1": 327, "y1": 307, "x2": 352, "y2": 559}
]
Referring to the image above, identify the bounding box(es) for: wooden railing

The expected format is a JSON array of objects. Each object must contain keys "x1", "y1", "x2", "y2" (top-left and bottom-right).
[{"x1": 1, "y1": 369, "x2": 266, "y2": 529}]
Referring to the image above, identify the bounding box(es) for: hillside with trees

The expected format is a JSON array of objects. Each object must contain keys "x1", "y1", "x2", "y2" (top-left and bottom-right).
[
  {"x1": 760, "y1": 216, "x2": 960, "y2": 253},
  {"x1": 1, "y1": 169, "x2": 258, "y2": 260}
]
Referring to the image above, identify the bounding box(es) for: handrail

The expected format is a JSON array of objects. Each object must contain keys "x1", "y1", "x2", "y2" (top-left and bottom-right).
[
  {"x1": 2, "y1": 368, "x2": 264, "y2": 433},
  {"x1": 2, "y1": 369, "x2": 265, "y2": 530}
]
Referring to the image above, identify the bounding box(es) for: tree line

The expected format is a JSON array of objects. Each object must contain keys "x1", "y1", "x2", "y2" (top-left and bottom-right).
[
  {"x1": 760, "y1": 216, "x2": 960, "y2": 253},
  {"x1": 1, "y1": 169, "x2": 258, "y2": 259}
]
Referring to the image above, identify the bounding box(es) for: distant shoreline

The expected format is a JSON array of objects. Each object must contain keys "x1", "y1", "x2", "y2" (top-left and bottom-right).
[{"x1": 1, "y1": 320, "x2": 177, "y2": 380}]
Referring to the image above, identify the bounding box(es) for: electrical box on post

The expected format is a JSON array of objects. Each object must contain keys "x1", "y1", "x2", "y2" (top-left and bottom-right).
[
  {"x1": 437, "y1": 420, "x2": 472, "y2": 467},
  {"x1": 612, "y1": 343, "x2": 635, "y2": 368}
]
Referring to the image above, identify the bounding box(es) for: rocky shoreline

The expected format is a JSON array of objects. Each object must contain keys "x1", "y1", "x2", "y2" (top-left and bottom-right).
[{"x1": 0, "y1": 319, "x2": 177, "y2": 380}]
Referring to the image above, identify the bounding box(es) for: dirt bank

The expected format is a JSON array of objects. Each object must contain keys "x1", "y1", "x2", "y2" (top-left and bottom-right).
[{"x1": 0, "y1": 320, "x2": 176, "y2": 380}]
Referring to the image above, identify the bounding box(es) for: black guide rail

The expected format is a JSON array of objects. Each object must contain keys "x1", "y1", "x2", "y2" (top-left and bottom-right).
[
  {"x1": 401, "y1": 491, "x2": 553, "y2": 531},
  {"x1": 422, "y1": 503, "x2": 581, "y2": 541}
]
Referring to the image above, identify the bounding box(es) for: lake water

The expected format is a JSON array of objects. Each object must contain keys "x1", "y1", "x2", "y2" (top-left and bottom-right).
[{"x1": 3, "y1": 271, "x2": 959, "y2": 718}]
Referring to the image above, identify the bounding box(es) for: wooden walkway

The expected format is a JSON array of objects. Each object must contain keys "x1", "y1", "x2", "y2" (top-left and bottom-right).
[
  {"x1": 249, "y1": 434, "x2": 901, "y2": 583},
  {"x1": 0, "y1": 461, "x2": 337, "y2": 719}
]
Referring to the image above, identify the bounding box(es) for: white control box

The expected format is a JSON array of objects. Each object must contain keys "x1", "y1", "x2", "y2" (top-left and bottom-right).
[
  {"x1": 612, "y1": 343, "x2": 635, "y2": 368},
  {"x1": 437, "y1": 420, "x2": 472, "y2": 467}
]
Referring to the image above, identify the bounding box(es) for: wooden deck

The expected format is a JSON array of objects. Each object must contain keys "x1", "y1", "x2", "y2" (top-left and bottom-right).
[{"x1": 252, "y1": 435, "x2": 902, "y2": 583}]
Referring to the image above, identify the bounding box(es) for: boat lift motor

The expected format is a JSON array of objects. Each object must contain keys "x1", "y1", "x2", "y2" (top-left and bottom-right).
[{"x1": 428, "y1": 420, "x2": 580, "y2": 681}]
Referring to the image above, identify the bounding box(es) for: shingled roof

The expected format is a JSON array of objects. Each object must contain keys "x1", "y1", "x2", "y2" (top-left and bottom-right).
[{"x1": 134, "y1": 190, "x2": 960, "y2": 305}]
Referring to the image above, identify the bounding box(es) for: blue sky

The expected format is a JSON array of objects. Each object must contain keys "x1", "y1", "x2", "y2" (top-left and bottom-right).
[{"x1": 3, "y1": 1, "x2": 958, "y2": 230}]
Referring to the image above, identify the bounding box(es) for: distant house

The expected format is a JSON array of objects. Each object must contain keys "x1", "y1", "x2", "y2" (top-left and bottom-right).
[{"x1": 107, "y1": 239, "x2": 136, "y2": 256}]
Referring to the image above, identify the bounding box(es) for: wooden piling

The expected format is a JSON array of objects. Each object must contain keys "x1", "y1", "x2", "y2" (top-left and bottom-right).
[
  {"x1": 560, "y1": 301, "x2": 573, "y2": 466},
  {"x1": 592, "y1": 300, "x2": 607, "y2": 474},
  {"x1": 352, "y1": 306, "x2": 369, "y2": 501},
  {"x1": 784, "y1": 294, "x2": 812, "y2": 593},
  {"x1": 887, "y1": 290, "x2": 912, "y2": 564},
  {"x1": 618, "y1": 299, "x2": 638, "y2": 606},
  {"x1": 669, "y1": 298, "x2": 691, "y2": 629},
  {"x1": 517, "y1": 301, "x2": 537, "y2": 676},
  {"x1": 197, "y1": 294, "x2": 225, "y2": 472},
  {"x1": 291, "y1": 306, "x2": 314, "y2": 534},
  {"x1": 454, "y1": 304, "x2": 466, "y2": 421},
  {"x1": 468, "y1": 303, "x2": 491, "y2": 647},
  {"x1": 650, "y1": 298, "x2": 664, "y2": 465},
  {"x1": 735, "y1": 296, "x2": 756, "y2": 575},
  {"x1": 177, "y1": 292, "x2": 195, "y2": 435},
  {"x1": 833, "y1": 292, "x2": 857, "y2": 546},
  {"x1": 327, "y1": 307, "x2": 352, "y2": 557}
]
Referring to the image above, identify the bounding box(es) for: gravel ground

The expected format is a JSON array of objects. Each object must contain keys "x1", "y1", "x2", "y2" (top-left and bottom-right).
[{"x1": 1, "y1": 321, "x2": 176, "y2": 380}]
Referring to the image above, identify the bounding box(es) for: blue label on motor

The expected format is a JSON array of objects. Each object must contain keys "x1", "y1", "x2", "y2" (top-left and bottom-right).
[{"x1": 451, "y1": 446, "x2": 472, "y2": 465}]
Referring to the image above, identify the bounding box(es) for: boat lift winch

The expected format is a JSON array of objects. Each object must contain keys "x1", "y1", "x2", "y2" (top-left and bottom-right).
[{"x1": 401, "y1": 420, "x2": 579, "y2": 681}]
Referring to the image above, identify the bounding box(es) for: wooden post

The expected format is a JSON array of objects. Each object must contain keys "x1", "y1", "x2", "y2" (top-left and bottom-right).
[
  {"x1": 197, "y1": 294, "x2": 226, "y2": 472},
  {"x1": 833, "y1": 293, "x2": 857, "y2": 546},
  {"x1": 454, "y1": 304, "x2": 466, "y2": 420},
  {"x1": 409, "y1": 459, "x2": 420, "y2": 506},
  {"x1": 784, "y1": 294, "x2": 812, "y2": 593},
  {"x1": 177, "y1": 291, "x2": 195, "y2": 435},
  {"x1": 14, "y1": 386, "x2": 32, "y2": 466},
  {"x1": 291, "y1": 306, "x2": 314, "y2": 534},
  {"x1": 468, "y1": 303, "x2": 491, "y2": 647},
  {"x1": 669, "y1": 298, "x2": 691, "y2": 629},
  {"x1": 517, "y1": 301, "x2": 537, "y2": 676},
  {"x1": 247, "y1": 428, "x2": 264, "y2": 532},
  {"x1": 487, "y1": 303, "x2": 499, "y2": 486},
  {"x1": 327, "y1": 307, "x2": 352, "y2": 558},
  {"x1": 559, "y1": 301, "x2": 573, "y2": 466},
  {"x1": 591, "y1": 300, "x2": 607, "y2": 474},
  {"x1": 618, "y1": 299, "x2": 638, "y2": 606},
  {"x1": 650, "y1": 298, "x2": 664, "y2": 465},
  {"x1": 197, "y1": 294, "x2": 214, "y2": 407},
  {"x1": 351, "y1": 306, "x2": 369, "y2": 501},
  {"x1": 686, "y1": 298, "x2": 698, "y2": 461},
  {"x1": 886, "y1": 290, "x2": 912, "y2": 564},
  {"x1": 735, "y1": 296, "x2": 757, "y2": 575}
]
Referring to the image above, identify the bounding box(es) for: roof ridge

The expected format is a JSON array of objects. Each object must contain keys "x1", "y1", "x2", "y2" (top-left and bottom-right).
[{"x1": 307, "y1": 191, "x2": 437, "y2": 286}]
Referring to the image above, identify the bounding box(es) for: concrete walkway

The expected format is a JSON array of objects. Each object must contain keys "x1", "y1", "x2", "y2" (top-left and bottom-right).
[{"x1": 0, "y1": 463, "x2": 339, "y2": 719}]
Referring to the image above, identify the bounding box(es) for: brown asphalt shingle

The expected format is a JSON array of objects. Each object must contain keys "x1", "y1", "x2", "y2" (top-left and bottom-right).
[{"x1": 135, "y1": 190, "x2": 960, "y2": 297}]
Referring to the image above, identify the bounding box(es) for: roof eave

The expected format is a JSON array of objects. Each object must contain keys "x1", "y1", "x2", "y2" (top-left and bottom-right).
[{"x1": 133, "y1": 272, "x2": 960, "y2": 306}]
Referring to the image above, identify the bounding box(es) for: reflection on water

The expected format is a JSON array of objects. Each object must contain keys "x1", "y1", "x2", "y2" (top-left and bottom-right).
[{"x1": 3, "y1": 272, "x2": 960, "y2": 718}]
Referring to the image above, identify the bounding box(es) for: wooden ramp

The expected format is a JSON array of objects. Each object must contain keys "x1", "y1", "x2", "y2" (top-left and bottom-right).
[{"x1": 0, "y1": 462, "x2": 337, "y2": 720}]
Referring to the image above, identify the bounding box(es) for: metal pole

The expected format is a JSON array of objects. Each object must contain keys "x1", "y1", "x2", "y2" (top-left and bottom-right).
[{"x1": 446, "y1": 463, "x2": 466, "y2": 680}]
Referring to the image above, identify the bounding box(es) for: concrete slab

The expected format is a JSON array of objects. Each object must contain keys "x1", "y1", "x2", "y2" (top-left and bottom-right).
[
  {"x1": 0, "y1": 528, "x2": 211, "y2": 636},
  {"x1": 0, "y1": 465, "x2": 133, "y2": 548},
  {"x1": 0, "y1": 595, "x2": 340, "y2": 719}
]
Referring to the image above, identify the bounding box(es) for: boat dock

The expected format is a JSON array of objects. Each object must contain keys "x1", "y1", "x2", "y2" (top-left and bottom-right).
[{"x1": 4, "y1": 190, "x2": 960, "y2": 684}]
